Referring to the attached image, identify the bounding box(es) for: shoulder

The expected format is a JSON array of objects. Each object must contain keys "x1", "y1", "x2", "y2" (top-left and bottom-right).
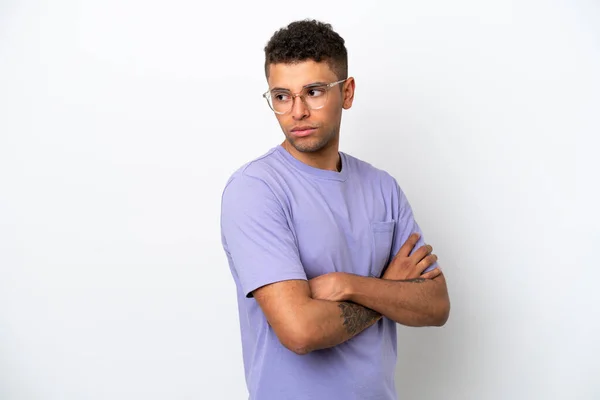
[
  {"x1": 221, "y1": 147, "x2": 285, "y2": 204},
  {"x1": 343, "y1": 152, "x2": 413, "y2": 216},
  {"x1": 220, "y1": 149, "x2": 291, "y2": 238},
  {"x1": 343, "y1": 151, "x2": 399, "y2": 190}
]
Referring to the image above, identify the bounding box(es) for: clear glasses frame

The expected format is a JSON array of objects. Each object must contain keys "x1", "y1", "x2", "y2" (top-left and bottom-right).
[{"x1": 262, "y1": 78, "x2": 347, "y2": 115}]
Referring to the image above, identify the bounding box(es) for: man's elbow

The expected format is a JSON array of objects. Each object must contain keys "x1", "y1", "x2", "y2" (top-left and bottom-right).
[
  {"x1": 282, "y1": 335, "x2": 312, "y2": 355},
  {"x1": 431, "y1": 298, "x2": 451, "y2": 327},
  {"x1": 276, "y1": 321, "x2": 315, "y2": 355},
  {"x1": 429, "y1": 276, "x2": 450, "y2": 326}
]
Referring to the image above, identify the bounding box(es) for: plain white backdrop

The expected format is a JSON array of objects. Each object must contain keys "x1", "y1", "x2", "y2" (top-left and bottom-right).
[{"x1": 1, "y1": 0, "x2": 598, "y2": 399}]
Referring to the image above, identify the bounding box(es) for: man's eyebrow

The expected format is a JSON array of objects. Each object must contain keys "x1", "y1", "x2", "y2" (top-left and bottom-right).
[
  {"x1": 270, "y1": 82, "x2": 328, "y2": 91},
  {"x1": 303, "y1": 81, "x2": 328, "y2": 88}
]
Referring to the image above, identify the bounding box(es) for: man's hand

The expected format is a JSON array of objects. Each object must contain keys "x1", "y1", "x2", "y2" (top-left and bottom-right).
[
  {"x1": 383, "y1": 233, "x2": 441, "y2": 280},
  {"x1": 309, "y1": 272, "x2": 351, "y2": 302},
  {"x1": 309, "y1": 233, "x2": 441, "y2": 301}
]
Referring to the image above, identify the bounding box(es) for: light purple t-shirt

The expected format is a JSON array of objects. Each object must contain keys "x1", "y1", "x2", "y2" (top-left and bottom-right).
[{"x1": 220, "y1": 145, "x2": 435, "y2": 400}]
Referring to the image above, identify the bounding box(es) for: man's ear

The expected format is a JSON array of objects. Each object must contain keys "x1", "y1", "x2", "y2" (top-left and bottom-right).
[{"x1": 342, "y1": 77, "x2": 355, "y2": 110}]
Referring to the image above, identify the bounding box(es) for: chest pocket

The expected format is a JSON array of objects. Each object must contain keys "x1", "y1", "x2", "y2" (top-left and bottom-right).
[{"x1": 369, "y1": 221, "x2": 396, "y2": 277}]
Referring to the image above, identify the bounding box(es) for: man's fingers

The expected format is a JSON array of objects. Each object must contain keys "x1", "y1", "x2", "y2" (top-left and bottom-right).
[
  {"x1": 410, "y1": 244, "x2": 432, "y2": 264},
  {"x1": 395, "y1": 233, "x2": 420, "y2": 259},
  {"x1": 420, "y1": 267, "x2": 442, "y2": 280},
  {"x1": 417, "y1": 253, "x2": 438, "y2": 273}
]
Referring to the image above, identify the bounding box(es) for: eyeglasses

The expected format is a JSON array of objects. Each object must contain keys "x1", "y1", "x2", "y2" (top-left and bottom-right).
[{"x1": 262, "y1": 79, "x2": 347, "y2": 115}]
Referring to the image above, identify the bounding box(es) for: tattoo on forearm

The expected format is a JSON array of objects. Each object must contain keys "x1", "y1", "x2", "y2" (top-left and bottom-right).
[
  {"x1": 401, "y1": 278, "x2": 426, "y2": 283},
  {"x1": 338, "y1": 302, "x2": 380, "y2": 335}
]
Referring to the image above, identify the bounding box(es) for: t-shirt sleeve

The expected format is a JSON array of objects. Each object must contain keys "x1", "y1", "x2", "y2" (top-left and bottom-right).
[
  {"x1": 220, "y1": 174, "x2": 307, "y2": 297},
  {"x1": 391, "y1": 179, "x2": 439, "y2": 274}
]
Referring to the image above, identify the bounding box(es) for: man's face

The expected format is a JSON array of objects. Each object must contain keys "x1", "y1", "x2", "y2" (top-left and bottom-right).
[{"x1": 266, "y1": 60, "x2": 354, "y2": 154}]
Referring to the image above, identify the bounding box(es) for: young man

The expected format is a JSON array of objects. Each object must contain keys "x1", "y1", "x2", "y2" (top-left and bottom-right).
[{"x1": 220, "y1": 20, "x2": 450, "y2": 400}]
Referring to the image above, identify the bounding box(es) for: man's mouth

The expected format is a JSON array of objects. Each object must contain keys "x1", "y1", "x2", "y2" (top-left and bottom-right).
[{"x1": 291, "y1": 126, "x2": 318, "y2": 137}]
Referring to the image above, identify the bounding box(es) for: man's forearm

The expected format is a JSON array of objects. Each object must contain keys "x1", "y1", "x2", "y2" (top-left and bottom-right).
[
  {"x1": 345, "y1": 275, "x2": 450, "y2": 327},
  {"x1": 295, "y1": 298, "x2": 381, "y2": 354}
]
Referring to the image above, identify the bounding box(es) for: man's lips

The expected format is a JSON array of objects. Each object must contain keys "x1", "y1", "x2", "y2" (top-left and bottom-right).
[{"x1": 291, "y1": 126, "x2": 318, "y2": 137}]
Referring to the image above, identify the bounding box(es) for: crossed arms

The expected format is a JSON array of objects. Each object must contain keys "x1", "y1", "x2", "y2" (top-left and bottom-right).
[
  {"x1": 252, "y1": 233, "x2": 450, "y2": 355},
  {"x1": 221, "y1": 175, "x2": 450, "y2": 356}
]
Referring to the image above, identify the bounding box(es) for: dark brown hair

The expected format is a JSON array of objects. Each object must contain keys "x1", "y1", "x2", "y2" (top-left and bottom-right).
[{"x1": 264, "y1": 19, "x2": 348, "y2": 80}]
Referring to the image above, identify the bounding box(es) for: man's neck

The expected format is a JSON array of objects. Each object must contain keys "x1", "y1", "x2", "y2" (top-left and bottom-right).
[{"x1": 281, "y1": 141, "x2": 341, "y2": 172}]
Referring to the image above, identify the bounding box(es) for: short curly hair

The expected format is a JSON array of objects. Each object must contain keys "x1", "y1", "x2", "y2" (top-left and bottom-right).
[{"x1": 264, "y1": 19, "x2": 348, "y2": 80}]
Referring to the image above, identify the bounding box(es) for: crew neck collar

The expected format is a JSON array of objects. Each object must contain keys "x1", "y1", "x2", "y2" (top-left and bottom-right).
[{"x1": 275, "y1": 145, "x2": 348, "y2": 182}]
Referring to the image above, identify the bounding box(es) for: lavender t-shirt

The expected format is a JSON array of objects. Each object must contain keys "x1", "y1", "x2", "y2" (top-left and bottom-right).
[{"x1": 220, "y1": 145, "x2": 435, "y2": 400}]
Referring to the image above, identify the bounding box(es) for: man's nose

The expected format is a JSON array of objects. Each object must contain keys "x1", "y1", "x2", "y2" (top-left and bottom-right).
[{"x1": 291, "y1": 94, "x2": 309, "y2": 119}]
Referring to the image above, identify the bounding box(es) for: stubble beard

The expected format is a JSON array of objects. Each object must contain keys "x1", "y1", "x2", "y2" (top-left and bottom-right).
[{"x1": 285, "y1": 128, "x2": 337, "y2": 153}]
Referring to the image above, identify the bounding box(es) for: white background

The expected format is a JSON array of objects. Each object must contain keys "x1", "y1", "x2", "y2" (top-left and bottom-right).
[{"x1": 1, "y1": 0, "x2": 598, "y2": 399}]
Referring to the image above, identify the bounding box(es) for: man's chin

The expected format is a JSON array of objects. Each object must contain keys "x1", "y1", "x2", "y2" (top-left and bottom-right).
[{"x1": 288, "y1": 138, "x2": 326, "y2": 153}]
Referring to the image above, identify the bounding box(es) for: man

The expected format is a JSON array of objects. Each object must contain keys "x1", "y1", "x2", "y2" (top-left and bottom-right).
[{"x1": 220, "y1": 19, "x2": 450, "y2": 400}]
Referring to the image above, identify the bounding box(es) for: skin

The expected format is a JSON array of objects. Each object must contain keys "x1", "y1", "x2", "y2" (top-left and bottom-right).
[
  {"x1": 252, "y1": 60, "x2": 450, "y2": 355},
  {"x1": 309, "y1": 233, "x2": 450, "y2": 327},
  {"x1": 268, "y1": 60, "x2": 355, "y2": 171}
]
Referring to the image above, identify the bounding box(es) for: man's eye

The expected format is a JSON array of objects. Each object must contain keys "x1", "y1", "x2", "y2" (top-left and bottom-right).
[
  {"x1": 307, "y1": 88, "x2": 326, "y2": 97},
  {"x1": 273, "y1": 92, "x2": 290, "y2": 102}
]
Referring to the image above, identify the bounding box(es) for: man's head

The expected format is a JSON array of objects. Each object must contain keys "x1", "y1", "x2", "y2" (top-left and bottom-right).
[{"x1": 263, "y1": 20, "x2": 355, "y2": 155}]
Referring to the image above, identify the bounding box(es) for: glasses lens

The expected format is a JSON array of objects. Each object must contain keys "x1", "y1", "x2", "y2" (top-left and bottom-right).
[
  {"x1": 266, "y1": 85, "x2": 330, "y2": 114},
  {"x1": 269, "y1": 91, "x2": 292, "y2": 114},
  {"x1": 303, "y1": 86, "x2": 328, "y2": 110}
]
